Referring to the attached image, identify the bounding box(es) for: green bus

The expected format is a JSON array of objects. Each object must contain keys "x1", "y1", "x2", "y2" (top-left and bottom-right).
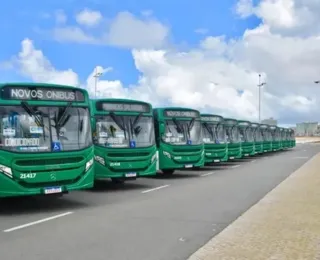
[
  {"x1": 251, "y1": 123, "x2": 263, "y2": 154},
  {"x1": 289, "y1": 128, "x2": 296, "y2": 148},
  {"x1": 153, "y1": 107, "x2": 204, "y2": 175},
  {"x1": 281, "y1": 128, "x2": 289, "y2": 149},
  {"x1": 279, "y1": 128, "x2": 286, "y2": 150},
  {"x1": 269, "y1": 125, "x2": 281, "y2": 151},
  {"x1": 260, "y1": 124, "x2": 272, "y2": 152},
  {"x1": 224, "y1": 118, "x2": 242, "y2": 160},
  {"x1": 201, "y1": 114, "x2": 228, "y2": 164},
  {"x1": 238, "y1": 120, "x2": 255, "y2": 157},
  {"x1": 90, "y1": 99, "x2": 157, "y2": 183},
  {"x1": 0, "y1": 83, "x2": 94, "y2": 198}
]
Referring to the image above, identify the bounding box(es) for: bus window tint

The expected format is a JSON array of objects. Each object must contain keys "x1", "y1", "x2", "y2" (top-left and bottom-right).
[
  {"x1": 226, "y1": 125, "x2": 240, "y2": 143},
  {"x1": 0, "y1": 106, "x2": 50, "y2": 152},
  {"x1": 163, "y1": 119, "x2": 202, "y2": 145},
  {"x1": 50, "y1": 107, "x2": 92, "y2": 151},
  {"x1": 94, "y1": 115, "x2": 155, "y2": 148}
]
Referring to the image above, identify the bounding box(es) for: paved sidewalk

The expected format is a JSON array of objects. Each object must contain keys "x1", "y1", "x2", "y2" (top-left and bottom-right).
[{"x1": 188, "y1": 152, "x2": 320, "y2": 260}]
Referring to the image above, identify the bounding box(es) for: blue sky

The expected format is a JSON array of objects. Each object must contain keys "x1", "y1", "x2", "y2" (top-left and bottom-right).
[{"x1": 0, "y1": 0, "x2": 261, "y2": 86}]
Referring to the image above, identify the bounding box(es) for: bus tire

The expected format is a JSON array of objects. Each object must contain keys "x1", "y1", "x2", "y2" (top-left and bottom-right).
[
  {"x1": 162, "y1": 169, "x2": 174, "y2": 175},
  {"x1": 111, "y1": 178, "x2": 125, "y2": 184}
]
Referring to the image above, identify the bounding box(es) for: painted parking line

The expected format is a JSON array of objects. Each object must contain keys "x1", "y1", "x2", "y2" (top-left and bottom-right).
[
  {"x1": 141, "y1": 185, "x2": 170, "y2": 194},
  {"x1": 201, "y1": 172, "x2": 215, "y2": 177},
  {"x1": 3, "y1": 212, "x2": 73, "y2": 233},
  {"x1": 230, "y1": 165, "x2": 241, "y2": 169}
]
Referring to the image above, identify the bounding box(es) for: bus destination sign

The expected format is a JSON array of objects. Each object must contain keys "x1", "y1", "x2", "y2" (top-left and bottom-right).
[
  {"x1": 2, "y1": 86, "x2": 85, "y2": 102},
  {"x1": 164, "y1": 110, "x2": 199, "y2": 118},
  {"x1": 224, "y1": 120, "x2": 236, "y2": 125},
  {"x1": 100, "y1": 102, "x2": 150, "y2": 113},
  {"x1": 238, "y1": 122, "x2": 250, "y2": 126},
  {"x1": 201, "y1": 116, "x2": 222, "y2": 122}
]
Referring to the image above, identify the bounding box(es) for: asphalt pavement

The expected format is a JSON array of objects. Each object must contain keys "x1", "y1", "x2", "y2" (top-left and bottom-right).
[{"x1": 0, "y1": 143, "x2": 318, "y2": 260}]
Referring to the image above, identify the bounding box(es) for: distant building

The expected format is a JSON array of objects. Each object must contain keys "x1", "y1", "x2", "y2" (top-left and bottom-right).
[
  {"x1": 261, "y1": 117, "x2": 277, "y2": 126},
  {"x1": 295, "y1": 122, "x2": 319, "y2": 136}
]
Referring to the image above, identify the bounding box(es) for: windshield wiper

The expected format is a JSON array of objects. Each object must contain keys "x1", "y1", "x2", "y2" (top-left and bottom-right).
[
  {"x1": 56, "y1": 102, "x2": 72, "y2": 128},
  {"x1": 21, "y1": 101, "x2": 44, "y2": 128},
  {"x1": 109, "y1": 112, "x2": 127, "y2": 139},
  {"x1": 215, "y1": 123, "x2": 224, "y2": 143},
  {"x1": 172, "y1": 118, "x2": 183, "y2": 134},
  {"x1": 130, "y1": 113, "x2": 143, "y2": 137},
  {"x1": 229, "y1": 125, "x2": 237, "y2": 143},
  {"x1": 186, "y1": 118, "x2": 195, "y2": 139},
  {"x1": 203, "y1": 122, "x2": 214, "y2": 140}
]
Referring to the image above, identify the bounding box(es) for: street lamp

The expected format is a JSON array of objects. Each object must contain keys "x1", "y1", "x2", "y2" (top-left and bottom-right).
[
  {"x1": 257, "y1": 74, "x2": 266, "y2": 123},
  {"x1": 93, "y1": 67, "x2": 104, "y2": 99}
]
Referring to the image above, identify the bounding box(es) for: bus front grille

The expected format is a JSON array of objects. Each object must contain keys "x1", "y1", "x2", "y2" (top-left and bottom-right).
[{"x1": 15, "y1": 157, "x2": 84, "y2": 166}]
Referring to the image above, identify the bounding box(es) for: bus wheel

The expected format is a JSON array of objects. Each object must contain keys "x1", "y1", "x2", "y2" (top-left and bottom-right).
[
  {"x1": 111, "y1": 178, "x2": 125, "y2": 184},
  {"x1": 162, "y1": 169, "x2": 174, "y2": 175}
]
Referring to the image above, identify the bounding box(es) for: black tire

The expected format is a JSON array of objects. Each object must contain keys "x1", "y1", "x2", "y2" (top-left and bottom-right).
[{"x1": 162, "y1": 169, "x2": 175, "y2": 175}]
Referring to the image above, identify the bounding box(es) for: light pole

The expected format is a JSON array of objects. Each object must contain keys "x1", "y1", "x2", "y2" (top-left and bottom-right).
[
  {"x1": 257, "y1": 74, "x2": 266, "y2": 123},
  {"x1": 93, "y1": 67, "x2": 104, "y2": 99}
]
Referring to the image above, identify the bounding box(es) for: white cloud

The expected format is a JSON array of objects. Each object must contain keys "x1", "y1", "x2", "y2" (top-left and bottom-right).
[
  {"x1": 55, "y1": 10, "x2": 67, "y2": 24},
  {"x1": 236, "y1": 0, "x2": 254, "y2": 18},
  {"x1": 4, "y1": 0, "x2": 320, "y2": 124},
  {"x1": 195, "y1": 28, "x2": 209, "y2": 35},
  {"x1": 49, "y1": 11, "x2": 169, "y2": 49},
  {"x1": 15, "y1": 38, "x2": 79, "y2": 86},
  {"x1": 52, "y1": 27, "x2": 99, "y2": 44},
  {"x1": 75, "y1": 9, "x2": 102, "y2": 27},
  {"x1": 107, "y1": 11, "x2": 168, "y2": 49}
]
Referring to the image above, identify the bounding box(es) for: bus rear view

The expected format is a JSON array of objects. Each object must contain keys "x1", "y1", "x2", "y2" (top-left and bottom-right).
[
  {"x1": 91, "y1": 99, "x2": 157, "y2": 183},
  {"x1": 201, "y1": 114, "x2": 227, "y2": 164},
  {"x1": 0, "y1": 83, "x2": 94, "y2": 198},
  {"x1": 153, "y1": 107, "x2": 204, "y2": 175}
]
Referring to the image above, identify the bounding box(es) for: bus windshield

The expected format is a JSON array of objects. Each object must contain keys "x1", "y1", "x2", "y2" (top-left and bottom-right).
[
  {"x1": 163, "y1": 119, "x2": 202, "y2": 145},
  {"x1": 239, "y1": 127, "x2": 254, "y2": 142},
  {"x1": 202, "y1": 123, "x2": 226, "y2": 144},
  {"x1": 225, "y1": 125, "x2": 240, "y2": 143},
  {"x1": 271, "y1": 129, "x2": 280, "y2": 141},
  {"x1": 0, "y1": 105, "x2": 91, "y2": 152},
  {"x1": 94, "y1": 115, "x2": 155, "y2": 148},
  {"x1": 261, "y1": 129, "x2": 272, "y2": 141},
  {"x1": 253, "y1": 128, "x2": 263, "y2": 142}
]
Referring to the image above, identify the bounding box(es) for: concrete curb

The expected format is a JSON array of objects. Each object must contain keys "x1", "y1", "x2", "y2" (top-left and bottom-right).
[{"x1": 187, "y1": 152, "x2": 320, "y2": 260}]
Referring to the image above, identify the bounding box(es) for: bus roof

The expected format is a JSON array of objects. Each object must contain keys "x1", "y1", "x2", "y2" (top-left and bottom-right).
[
  {"x1": 154, "y1": 107, "x2": 199, "y2": 112},
  {"x1": 91, "y1": 98, "x2": 151, "y2": 105},
  {"x1": 223, "y1": 117, "x2": 237, "y2": 121},
  {"x1": 237, "y1": 120, "x2": 251, "y2": 124},
  {"x1": 200, "y1": 113, "x2": 223, "y2": 119}
]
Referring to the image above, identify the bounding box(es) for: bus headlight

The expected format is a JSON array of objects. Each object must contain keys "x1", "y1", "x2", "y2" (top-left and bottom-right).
[
  {"x1": 85, "y1": 158, "x2": 94, "y2": 172},
  {"x1": 163, "y1": 151, "x2": 171, "y2": 159},
  {"x1": 0, "y1": 164, "x2": 12, "y2": 178}
]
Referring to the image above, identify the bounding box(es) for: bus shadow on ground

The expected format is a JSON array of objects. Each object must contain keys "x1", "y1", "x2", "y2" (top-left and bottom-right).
[
  {"x1": 148, "y1": 172, "x2": 200, "y2": 179},
  {"x1": 0, "y1": 196, "x2": 87, "y2": 216},
  {"x1": 88, "y1": 180, "x2": 153, "y2": 193}
]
